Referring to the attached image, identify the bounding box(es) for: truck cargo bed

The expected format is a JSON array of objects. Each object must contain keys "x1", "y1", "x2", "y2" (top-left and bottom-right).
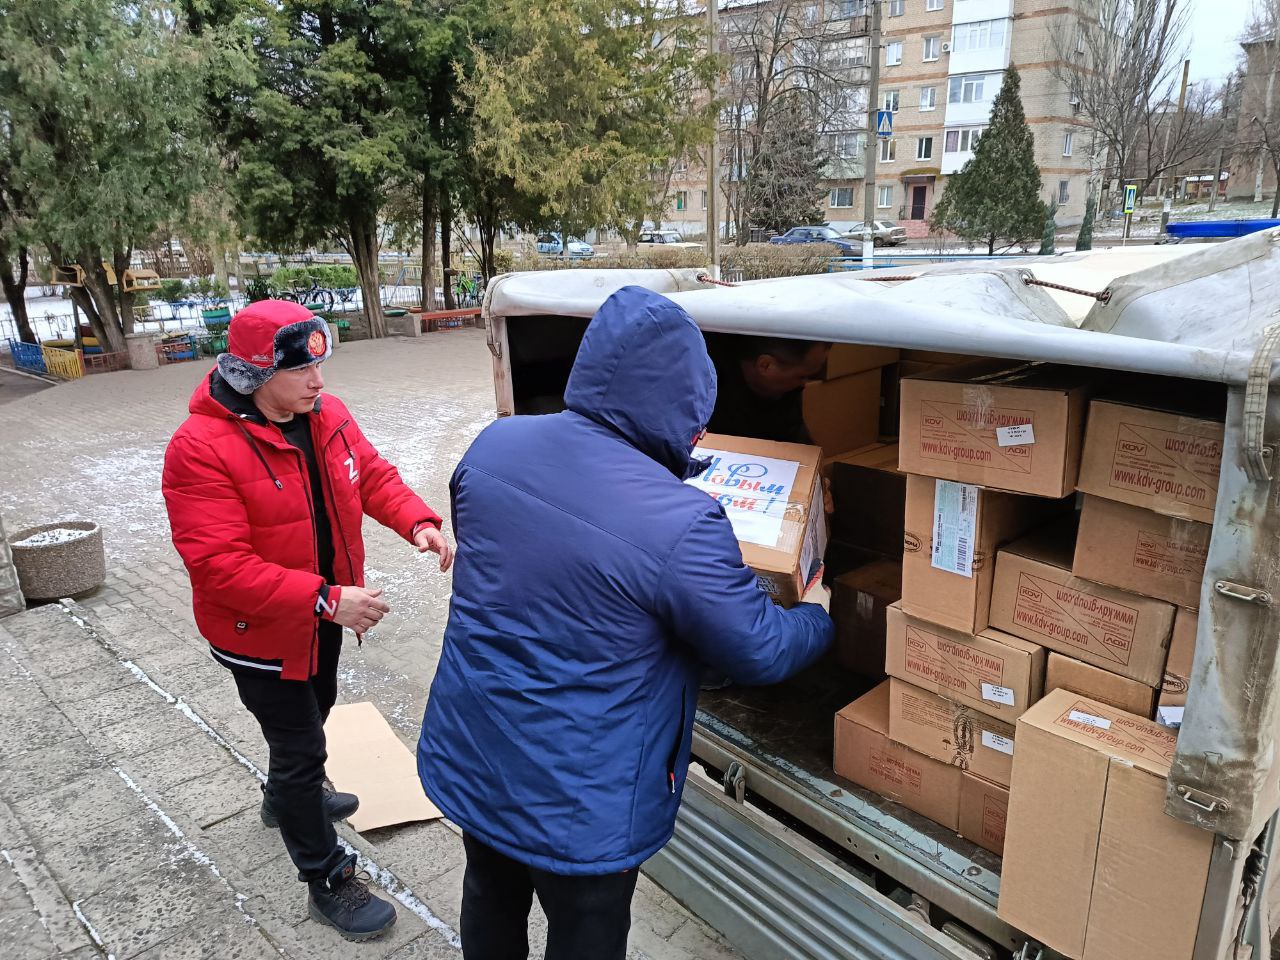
[{"x1": 695, "y1": 663, "x2": 1023, "y2": 951}]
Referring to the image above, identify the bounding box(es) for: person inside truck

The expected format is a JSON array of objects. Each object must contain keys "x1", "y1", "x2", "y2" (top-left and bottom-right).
[
  {"x1": 705, "y1": 333, "x2": 832, "y2": 445},
  {"x1": 417, "y1": 285, "x2": 834, "y2": 960}
]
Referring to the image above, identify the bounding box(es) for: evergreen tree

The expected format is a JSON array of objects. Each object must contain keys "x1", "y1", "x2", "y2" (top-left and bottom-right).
[
  {"x1": 746, "y1": 97, "x2": 831, "y2": 233},
  {"x1": 931, "y1": 67, "x2": 1047, "y2": 255},
  {"x1": 1076, "y1": 193, "x2": 1096, "y2": 251},
  {"x1": 0, "y1": 0, "x2": 210, "y2": 352},
  {"x1": 1039, "y1": 197, "x2": 1058, "y2": 255}
]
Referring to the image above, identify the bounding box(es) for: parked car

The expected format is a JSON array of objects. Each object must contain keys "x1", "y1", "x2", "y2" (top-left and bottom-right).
[
  {"x1": 638, "y1": 230, "x2": 703, "y2": 250},
  {"x1": 767, "y1": 225, "x2": 859, "y2": 254},
  {"x1": 536, "y1": 233, "x2": 595, "y2": 258},
  {"x1": 842, "y1": 220, "x2": 908, "y2": 246}
]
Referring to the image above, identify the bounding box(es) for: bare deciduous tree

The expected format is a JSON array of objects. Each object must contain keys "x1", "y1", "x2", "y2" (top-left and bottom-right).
[
  {"x1": 713, "y1": 0, "x2": 869, "y2": 243},
  {"x1": 1239, "y1": 0, "x2": 1280, "y2": 213},
  {"x1": 1049, "y1": 0, "x2": 1191, "y2": 206}
]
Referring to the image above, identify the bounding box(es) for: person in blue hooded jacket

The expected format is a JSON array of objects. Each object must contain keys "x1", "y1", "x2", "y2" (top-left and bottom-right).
[{"x1": 418, "y1": 286, "x2": 833, "y2": 960}]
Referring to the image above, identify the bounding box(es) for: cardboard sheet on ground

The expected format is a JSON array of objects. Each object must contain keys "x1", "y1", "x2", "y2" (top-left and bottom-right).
[{"x1": 324, "y1": 701, "x2": 441, "y2": 832}]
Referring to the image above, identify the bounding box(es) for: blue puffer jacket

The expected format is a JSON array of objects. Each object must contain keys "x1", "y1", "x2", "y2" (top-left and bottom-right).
[{"x1": 417, "y1": 286, "x2": 833, "y2": 875}]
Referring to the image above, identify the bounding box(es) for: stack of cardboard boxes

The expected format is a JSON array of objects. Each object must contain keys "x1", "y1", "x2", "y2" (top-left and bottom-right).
[{"x1": 825, "y1": 360, "x2": 1228, "y2": 958}]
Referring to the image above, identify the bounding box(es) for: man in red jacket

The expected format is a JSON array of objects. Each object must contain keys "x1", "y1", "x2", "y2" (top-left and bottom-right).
[{"x1": 162, "y1": 300, "x2": 451, "y2": 942}]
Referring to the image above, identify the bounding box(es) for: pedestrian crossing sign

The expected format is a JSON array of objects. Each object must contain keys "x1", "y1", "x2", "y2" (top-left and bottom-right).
[
  {"x1": 1123, "y1": 184, "x2": 1137, "y2": 215},
  {"x1": 876, "y1": 110, "x2": 893, "y2": 138}
]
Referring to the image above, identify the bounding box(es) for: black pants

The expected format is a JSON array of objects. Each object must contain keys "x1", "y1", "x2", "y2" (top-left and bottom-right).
[
  {"x1": 460, "y1": 834, "x2": 639, "y2": 960},
  {"x1": 233, "y1": 623, "x2": 345, "y2": 882}
]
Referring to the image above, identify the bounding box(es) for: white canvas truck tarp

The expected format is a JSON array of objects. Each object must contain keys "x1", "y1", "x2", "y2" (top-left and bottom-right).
[{"x1": 486, "y1": 228, "x2": 1280, "y2": 847}]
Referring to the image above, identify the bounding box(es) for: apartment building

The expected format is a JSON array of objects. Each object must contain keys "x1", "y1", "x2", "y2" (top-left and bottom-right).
[
  {"x1": 663, "y1": 0, "x2": 1090, "y2": 238},
  {"x1": 1227, "y1": 37, "x2": 1279, "y2": 201}
]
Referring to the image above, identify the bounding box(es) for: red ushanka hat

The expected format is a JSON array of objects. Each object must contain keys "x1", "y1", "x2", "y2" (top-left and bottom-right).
[{"x1": 217, "y1": 299, "x2": 333, "y2": 395}]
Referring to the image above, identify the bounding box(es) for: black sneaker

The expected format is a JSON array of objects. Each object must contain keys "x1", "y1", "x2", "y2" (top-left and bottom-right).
[
  {"x1": 307, "y1": 853, "x2": 397, "y2": 942},
  {"x1": 260, "y1": 783, "x2": 360, "y2": 828}
]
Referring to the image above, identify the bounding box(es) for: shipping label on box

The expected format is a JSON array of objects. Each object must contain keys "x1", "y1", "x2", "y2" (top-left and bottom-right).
[
  {"x1": 1077, "y1": 400, "x2": 1224, "y2": 523},
  {"x1": 991, "y1": 529, "x2": 1174, "y2": 687},
  {"x1": 888, "y1": 679, "x2": 1017, "y2": 786},
  {"x1": 886, "y1": 603, "x2": 1044, "y2": 723},
  {"x1": 901, "y1": 475, "x2": 1070, "y2": 634},
  {"x1": 1073, "y1": 495, "x2": 1209, "y2": 610}
]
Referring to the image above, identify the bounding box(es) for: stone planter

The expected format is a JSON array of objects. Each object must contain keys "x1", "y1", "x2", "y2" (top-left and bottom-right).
[
  {"x1": 10, "y1": 521, "x2": 106, "y2": 601},
  {"x1": 125, "y1": 331, "x2": 160, "y2": 371}
]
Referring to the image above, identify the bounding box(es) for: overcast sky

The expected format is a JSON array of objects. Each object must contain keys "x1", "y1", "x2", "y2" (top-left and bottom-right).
[{"x1": 1186, "y1": 0, "x2": 1254, "y2": 83}]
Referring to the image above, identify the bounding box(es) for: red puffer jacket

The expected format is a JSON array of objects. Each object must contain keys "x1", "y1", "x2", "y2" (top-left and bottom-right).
[{"x1": 162, "y1": 371, "x2": 441, "y2": 680}]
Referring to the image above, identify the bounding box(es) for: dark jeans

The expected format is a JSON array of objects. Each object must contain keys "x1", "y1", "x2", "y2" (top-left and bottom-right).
[
  {"x1": 460, "y1": 834, "x2": 640, "y2": 960},
  {"x1": 233, "y1": 622, "x2": 345, "y2": 882}
]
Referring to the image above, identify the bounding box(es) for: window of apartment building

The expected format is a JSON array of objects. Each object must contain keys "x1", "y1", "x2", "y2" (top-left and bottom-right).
[
  {"x1": 878, "y1": 185, "x2": 893, "y2": 209},
  {"x1": 920, "y1": 86, "x2": 937, "y2": 110},
  {"x1": 926, "y1": 0, "x2": 944, "y2": 9},
  {"x1": 1063, "y1": 131, "x2": 1074, "y2": 156},
  {"x1": 948, "y1": 73, "x2": 993, "y2": 104},
  {"x1": 888, "y1": 0, "x2": 905, "y2": 16},
  {"x1": 880, "y1": 138, "x2": 896, "y2": 162},
  {"x1": 830, "y1": 131, "x2": 863, "y2": 157},
  {"x1": 917, "y1": 136, "x2": 934, "y2": 160},
  {"x1": 882, "y1": 90, "x2": 900, "y2": 112},
  {"x1": 944, "y1": 127, "x2": 983, "y2": 152},
  {"x1": 833, "y1": 0, "x2": 867, "y2": 18},
  {"x1": 831, "y1": 187, "x2": 856, "y2": 208},
  {"x1": 951, "y1": 18, "x2": 1007, "y2": 53},
  {"x1": 828, "y1": 37, "x2": 868, "y2": 68},
  {"x1": 675, "y1": 191, "x2": 688, "y2": 211},
  {"x1": 1058, "y1": 180, "x2": 1070, "y2": 204},
  {"x1": 886, "y1": 40, "x2": 903, "y2": 65},
  {"x1": 701, "y1": 190, "x2": 708, "y2": 210},
  {"x1": 923, "y1": 36, "x2": 941, "y2": 61},
  {"x1": 802, "y1": 3, "x2": 820, "y2": 27},
  {"x1": 674, "y1": 156, "x2": 688, "y2": 174}
]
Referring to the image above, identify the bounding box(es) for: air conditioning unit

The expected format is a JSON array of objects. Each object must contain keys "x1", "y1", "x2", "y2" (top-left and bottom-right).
[{"x1": 941, "y1": 41, "x2": 952, "y2": 53}]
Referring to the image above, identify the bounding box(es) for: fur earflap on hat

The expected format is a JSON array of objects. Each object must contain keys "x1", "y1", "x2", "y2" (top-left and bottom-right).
[{"x1": 217, "y1": 300, "x2": 333, "y2": 395}]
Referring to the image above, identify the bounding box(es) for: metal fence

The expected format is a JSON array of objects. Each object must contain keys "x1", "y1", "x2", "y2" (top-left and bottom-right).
[
  {"x1": 6, "y1": 339, "x2": 84, "y2": 380},
  {"x1": 825, "y1": 253, "x2": 1028, "y2": 272}
]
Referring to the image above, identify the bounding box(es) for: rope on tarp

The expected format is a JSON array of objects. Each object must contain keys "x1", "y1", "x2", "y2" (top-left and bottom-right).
[
  {"x1": 695, "y1": 273, "x2": 736, "y2": 287},
  {"x1": 1022, "y1": 274, "x2": 1113, "y2": 304}
]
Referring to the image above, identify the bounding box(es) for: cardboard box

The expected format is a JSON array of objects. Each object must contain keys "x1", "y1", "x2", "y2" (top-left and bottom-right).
[
  {"x1": 1077, "y1": 396, "x2": 1225, "y2": 523},
  {"x1": 958, "y1": 773, "x2": 1009, "y2": 856},
  {"x1": 832, "y1": 561, "x2": 902, "y2": 675},
  {"x1": 898, "y1": 361, "x2": 1094, "y2": 497},
  {"x1": 887, "y1": 679, "x2": 1018, "y2": 787},
  {"x1": 689, "y1": 434, "x2": 826, "y2": 606},
  {"x1": 1160, "y1": 607, "x2": 1197, "y2": 709},
  {"x1": 826, "y1": 343, "x2": 899, "y2": 379},
  {"x1": 885, "y1": 603, "x2": 1045, "y2": 723},
  {"x1": 901, "y1": 475, "x2": 1070, "y2": 634},
  {"x1": 833, "y1": 682, "x2": 963, "y2": 830},
  {"x1": 1045, "y1": 652, "x2": 1156, "y2": 718},
  {"x1": 829, "y1": 443, "x2": 906, "y2": 555},
  {"x1": 803, "y1": 370, "x2": 882, "y2": 457},
  {"x1": 990, "y1": 523, "x2": 1176, "y2": 686},
  {"x1": 998, "y1": 688, "x2": 1212, "y2": 960},
  {"x1": 1073, "y1": 495, "x2": 1210, "y2": 609}
]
